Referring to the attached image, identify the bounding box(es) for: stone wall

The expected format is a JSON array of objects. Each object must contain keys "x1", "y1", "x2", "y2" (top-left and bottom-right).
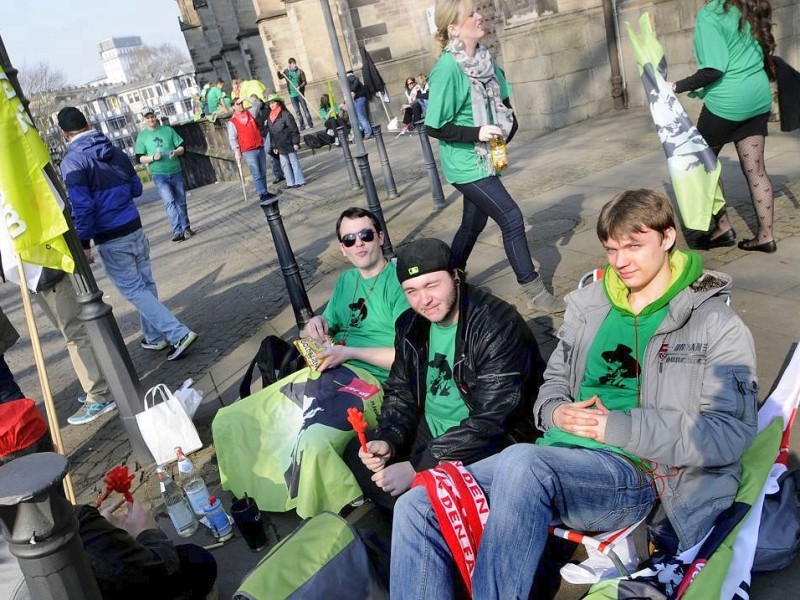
[{"x1": 175, "y1": 119, "x2": 239, "y2": 190}]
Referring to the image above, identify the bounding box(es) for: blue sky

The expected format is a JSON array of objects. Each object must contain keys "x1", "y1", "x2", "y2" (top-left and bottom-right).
[{"x1": 0, "y1": 0, "x2": 190, "y2": 85}]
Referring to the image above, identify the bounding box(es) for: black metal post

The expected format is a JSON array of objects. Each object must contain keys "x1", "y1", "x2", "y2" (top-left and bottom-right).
[
  {"x1": 354, "y1": 153, "x2": 395, "y2": 257},
  {"x1": 260, "y1": 201, "x2": 313, "y2": 331},
  {"x1": 336, "y1": 126, "x2": 361, "y2": 190},
  {"x1": 415, "y1": 121, "x2": 446, "y2": 210},
  {"x1": 0, "y1": 453, "x2": 103, "y2": 600},
  {"x1": 371, "y1": 125, "x2": 398, "y2": 198},
  {"x1": 0, "y1": 36, "x2": 152, "y2": 464}
]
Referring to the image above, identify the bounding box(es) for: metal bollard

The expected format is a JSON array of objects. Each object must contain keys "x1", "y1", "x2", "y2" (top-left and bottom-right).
[
  {"x1": 336, "y1": 126, "x2": 361, "y2": 190},
  {"x1": 371, "y1": 125, "x2": 398, "y2": 198},
  {"x1": 0, "y1": 453, "x2": 102, "y2": 600},
  {"x1": 415, "y1": 121, "x2": 446, "y2": 210},
  {"x1": 259, "y1": 199, "x2": 314, "y2": 331},
  {"x1": 354, "y1": 153, "x2": 395, "y2": 257}
]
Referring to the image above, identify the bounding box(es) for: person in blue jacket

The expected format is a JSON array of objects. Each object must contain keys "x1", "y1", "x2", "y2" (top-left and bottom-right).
[{"x1": 57, "y1": 107, "x2": 198, "y2": 395}]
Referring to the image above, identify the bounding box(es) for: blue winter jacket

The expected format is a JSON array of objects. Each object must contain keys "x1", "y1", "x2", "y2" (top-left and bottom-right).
[{"x1": 60, "y1": 131, "x2": 143, "y2": 246}]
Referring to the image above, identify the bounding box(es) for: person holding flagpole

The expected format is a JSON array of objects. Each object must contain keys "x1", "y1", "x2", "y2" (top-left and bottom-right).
[
  {"x1": 423, "y1": 0, "x2": 564, "y2": 314},
  {"x1": 672, "y1": 0, "x2": 777, "y2": 253}
]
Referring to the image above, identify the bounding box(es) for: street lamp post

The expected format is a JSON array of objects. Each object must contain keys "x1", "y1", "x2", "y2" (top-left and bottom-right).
[
  {"x1": 336, "y1": 125, "x2": 361, "y2": 190},
  {"x1": 0, "y1": 453, "x2": 103, "y2": 600},
  {"x1": 260, "y1": 200, "x2": 313, "y2": 331},
  {"x1": 318, "y1": 0, "x2": 395, "y2": 257},
  {"x1": 415, "y1": 121, "x2": 446, "y2": 210},
  {"x1": 371, "y1": 125, "x2": 398, "y2": 198},
  {"x1": 0, "y1": 36, "x2": 152, "y2": 464}
]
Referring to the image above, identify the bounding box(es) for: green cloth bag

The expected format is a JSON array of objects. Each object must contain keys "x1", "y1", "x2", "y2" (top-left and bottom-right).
[{"x1": 213, "y1": 364, "x2": 383, "y2": 518}]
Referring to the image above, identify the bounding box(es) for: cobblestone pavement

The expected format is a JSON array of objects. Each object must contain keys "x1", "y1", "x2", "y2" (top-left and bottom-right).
[{"x1": 2, "y1": 108, "x2": 799, "y2": 597}]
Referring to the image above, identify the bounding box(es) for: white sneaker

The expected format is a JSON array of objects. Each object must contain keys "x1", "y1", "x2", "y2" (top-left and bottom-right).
[{"x1": 167, "y1": 331, "x2": 198, "y2": 361}]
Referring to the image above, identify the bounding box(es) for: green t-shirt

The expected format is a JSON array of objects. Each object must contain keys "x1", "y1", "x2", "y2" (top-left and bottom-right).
[
  {"x1": 284, "y1": 68, "x2": 302, "y2": 98},
  {"x1": 424, "y1": 51, "x2": 510, "y2": 185},
  {"x1": 539, "y1": 250, "x2": 704, "y2": 465},
  {"x1": 205, "y1": 86, "x2": 224, "y2": 113},
  {"x1": 424, "y1": 322, "x2": 469, "y2": 437},
  {"x1": 322, "y1": 261, "x2": 410, "y2": 382},
  {"x1": 134, "y1": 126, "x2": 184, "y2": 175},
  {"x1": 691, "y1": 0, "x2": 772, "y2": 121}
]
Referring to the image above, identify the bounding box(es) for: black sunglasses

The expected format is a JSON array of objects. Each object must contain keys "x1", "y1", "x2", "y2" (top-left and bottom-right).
[{"x1": 340, "y1": 228, "x2": 376, "y2": 247}]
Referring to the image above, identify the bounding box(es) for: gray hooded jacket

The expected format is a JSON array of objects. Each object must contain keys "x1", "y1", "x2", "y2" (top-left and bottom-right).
[{"x1": 534, "y1": 270, "x2": 758, "y2": 550}]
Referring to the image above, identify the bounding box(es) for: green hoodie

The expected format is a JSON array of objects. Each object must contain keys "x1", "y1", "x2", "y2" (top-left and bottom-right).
[{"x1": 538, "y1": 250, "x2": 703, "y2": 462}]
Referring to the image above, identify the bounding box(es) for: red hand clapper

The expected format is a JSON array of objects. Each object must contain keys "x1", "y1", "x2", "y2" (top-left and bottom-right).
[
  {"x1": 346, "y1": 407, "x2": 368, "y2": 452},
  {"x1": 95, "y1": 465, "x2": 135, "y2": 507}
]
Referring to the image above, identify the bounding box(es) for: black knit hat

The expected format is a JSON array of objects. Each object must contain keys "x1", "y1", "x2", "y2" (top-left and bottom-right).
[
  {"x1": 396, "y1": 238, "x2": 453, "y2": 284},
  {"x1": 57, "y1": 107, "x2": 88, "y2": 131}
]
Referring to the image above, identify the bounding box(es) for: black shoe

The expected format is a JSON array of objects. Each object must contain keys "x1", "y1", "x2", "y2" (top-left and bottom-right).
[
  {"x1": 697, "y1": 228, "x2": 736, "y2": 250},
  {"x1": 272, "y1": 176, "x2": 285, "y2": 184},
  {"x1": 259, "y1": 193, "x2": 278, "y2": 207},
  {"x1": 738, "y1": 238, "x2": 777, "y2": 253},
  {"x1": 172, "y1": 233, "x2": 185, "y2": 242}
]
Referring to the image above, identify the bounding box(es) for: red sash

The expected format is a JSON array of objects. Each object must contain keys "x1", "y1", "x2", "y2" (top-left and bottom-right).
[{"x1": 411, "y1": 461, "x2": 489, "y2": 596}]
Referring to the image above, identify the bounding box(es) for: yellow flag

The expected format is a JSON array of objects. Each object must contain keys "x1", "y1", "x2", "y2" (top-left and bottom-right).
[{"x1": 0, "y1": 65, "x2": 74, "y2": 273}]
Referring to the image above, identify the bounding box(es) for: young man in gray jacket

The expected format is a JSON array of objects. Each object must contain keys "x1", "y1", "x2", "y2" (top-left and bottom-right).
[{"x1": 390, "y1": 189, "x2": 759, "y2": 599}]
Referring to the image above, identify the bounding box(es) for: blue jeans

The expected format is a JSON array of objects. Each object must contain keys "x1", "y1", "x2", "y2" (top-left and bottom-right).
[
  {"x1": 242, "y1": 147, "x2": 268, "y2": 197},
  {"x1": 452, "y1": 176, "x2": 538, "y2": 284},
  {"x1": 290, "y1": 95, "x2": 314, "y2": 129},
  {"x1": 152, "y1": 172, "x2": 190, "y2": 236},
  {"x1": 263, "y1": 135, "x2": 283, "y2": 179},
  {"x1": 353, "y1": 96, "x2": 373, "y2": 137},
  {"x1": 97, "y1": 229, "x2": 191, "y2": 345},
  {"x1": 391, "y1": 445, "x2": 656, "y2": 600},
  {"x1": 279, "y1": 153, "x2": 305, "y2": 186}
]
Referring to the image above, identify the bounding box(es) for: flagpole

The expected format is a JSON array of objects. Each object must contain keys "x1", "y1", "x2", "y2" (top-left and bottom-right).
[
  {"x1": 0, "y1": 35, "x2": 153, "y2": 465},
  {"x1": 14, "y1": 260, "x2": 76, "y2": 504}
]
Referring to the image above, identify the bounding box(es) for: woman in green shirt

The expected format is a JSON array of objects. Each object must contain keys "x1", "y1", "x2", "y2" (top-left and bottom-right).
[
  {"x1": 673, "y1": 0, "x2": 777, "y2": 253},
  {"x1": 424, "y1": 0, "x2": 565, "y2": 313}
]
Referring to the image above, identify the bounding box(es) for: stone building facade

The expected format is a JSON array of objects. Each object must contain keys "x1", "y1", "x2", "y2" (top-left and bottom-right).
[{"x1": 176, "y1": 0, "x2": 800, "y2": 134}]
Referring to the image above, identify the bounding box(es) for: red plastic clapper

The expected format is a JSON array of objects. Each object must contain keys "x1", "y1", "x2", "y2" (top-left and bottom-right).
[
  {"x1": 346, "y1": 407, "x2": 368, "y2": 452},
  {"x1": 95, "y1": 465, "x2": 135, "y2": 507}
]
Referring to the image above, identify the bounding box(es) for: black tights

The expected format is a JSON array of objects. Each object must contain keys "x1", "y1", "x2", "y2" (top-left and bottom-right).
[{"x1": 711, "y1": 134, "x2": 774, "y2": 242}]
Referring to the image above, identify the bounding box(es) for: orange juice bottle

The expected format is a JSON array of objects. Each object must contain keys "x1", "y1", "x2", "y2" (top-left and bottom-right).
[{"x1": 490, "y1": 136, "x2": 508, "y2": 172}]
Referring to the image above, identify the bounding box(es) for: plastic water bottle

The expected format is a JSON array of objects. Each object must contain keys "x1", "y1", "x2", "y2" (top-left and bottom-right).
[
  {"x1": 203, "y1": 496, "x2": 234, "y2": 542},
  {"x1": 490, "y1": 136, "x2": 508, "y2": 172},
  {"x1": 175, "y1": 447, "x2": 210, "y2": 516},
  {"x1": 156, "y1": 466, "x2": 198, "y2": 538}
]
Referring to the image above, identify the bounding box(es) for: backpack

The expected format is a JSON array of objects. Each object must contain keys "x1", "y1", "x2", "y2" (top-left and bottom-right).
[
  {"x1": 234, "y1": 511, "x2": 388, "y2": 600},
  {"x1": 752, "y1": 469, "x2": 800, "y2": 572},
  {"x1": 238, "y1": 335, "x2": 305, "y2": 398}
]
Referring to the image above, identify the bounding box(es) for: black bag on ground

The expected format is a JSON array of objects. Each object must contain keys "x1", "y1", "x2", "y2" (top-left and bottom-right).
[
  {"x1": 752, "y1": 469, "x2": 800, "y2": 572},
  {"x1": 238, "y1": 335, "x2": 304, "y2": 398},
  {"x1": 303, "y1": 132, "x2": 336, "y2": 153}
]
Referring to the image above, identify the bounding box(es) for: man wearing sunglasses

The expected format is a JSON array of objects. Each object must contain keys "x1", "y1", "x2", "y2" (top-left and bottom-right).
[
  {"x1": 227, "y1": 95, "x2": 277, "y2": 205},
  {"x1": 345, "y1": 237, "x2": 544, "y2": 510},
  {"x1": 302, "y1": 207, "x2": 409, "y2": 382}
]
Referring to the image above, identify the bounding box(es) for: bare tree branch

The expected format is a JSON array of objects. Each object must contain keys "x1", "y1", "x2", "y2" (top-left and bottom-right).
[
  {"x1": 128, "y1": 43, "x2": 189, "y2": 81},
  {"x1": 18, "y1": 61, "x2": 69, "y2": 96}
]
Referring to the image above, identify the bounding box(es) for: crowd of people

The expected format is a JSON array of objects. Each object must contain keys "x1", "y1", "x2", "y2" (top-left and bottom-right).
[{"x1": 1, "y1": 0, "x2": 790, "y2": 597}]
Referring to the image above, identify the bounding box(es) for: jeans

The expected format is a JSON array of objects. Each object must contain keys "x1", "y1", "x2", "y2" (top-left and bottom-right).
[
  {"x1": 242, "y1": 147, "x2": 268, "y2": 197},
  {"x1": 452, "y1": 176, "x2": 538, "y2": 284},
  {"x1": 152, "y1": 172, "x2": 190, "y2": 236},
  {"x1": 263, "y1": 135, "x2": 283, "y2": 180},
  {"x1": 0, "y1": 355, "x2": 24, "y2": 404},
  {"x1": 290, "y1": 95, "x2": 314, "y2": 129},
  {"x1": 391, "y1": 445, "x2": 656, "y2": 600},
  {"x1": 279, "y1": 153, "x2": 305, "y2": 187},
  {"x1": 97, "y1": 229, "x2": 190, "y2": 346},
  {"x1": 353, "y1": 96, "x2": 373, "y2": 137}
]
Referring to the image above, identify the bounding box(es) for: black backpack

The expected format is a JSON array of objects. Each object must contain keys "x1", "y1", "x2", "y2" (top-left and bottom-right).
[
  {"x1": 256, "y1": 102, "x2": 270, "y2": 137},
  {"x1": 238, "y1": 335, "x2": 305, "y2": 398}
]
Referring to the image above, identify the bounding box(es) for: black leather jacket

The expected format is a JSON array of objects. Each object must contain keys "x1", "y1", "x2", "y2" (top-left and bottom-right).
[{"x1": 374, "y1": 283, "x2": 544, "y2": 470}]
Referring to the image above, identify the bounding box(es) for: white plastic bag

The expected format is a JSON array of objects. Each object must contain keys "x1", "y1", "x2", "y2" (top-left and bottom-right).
[
  {"x1": 174, "y1": 378, "x2": 204, "y2": 418},
  {"x1": 136, "y1": 384, "x2": 202, "y2": 465}
]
